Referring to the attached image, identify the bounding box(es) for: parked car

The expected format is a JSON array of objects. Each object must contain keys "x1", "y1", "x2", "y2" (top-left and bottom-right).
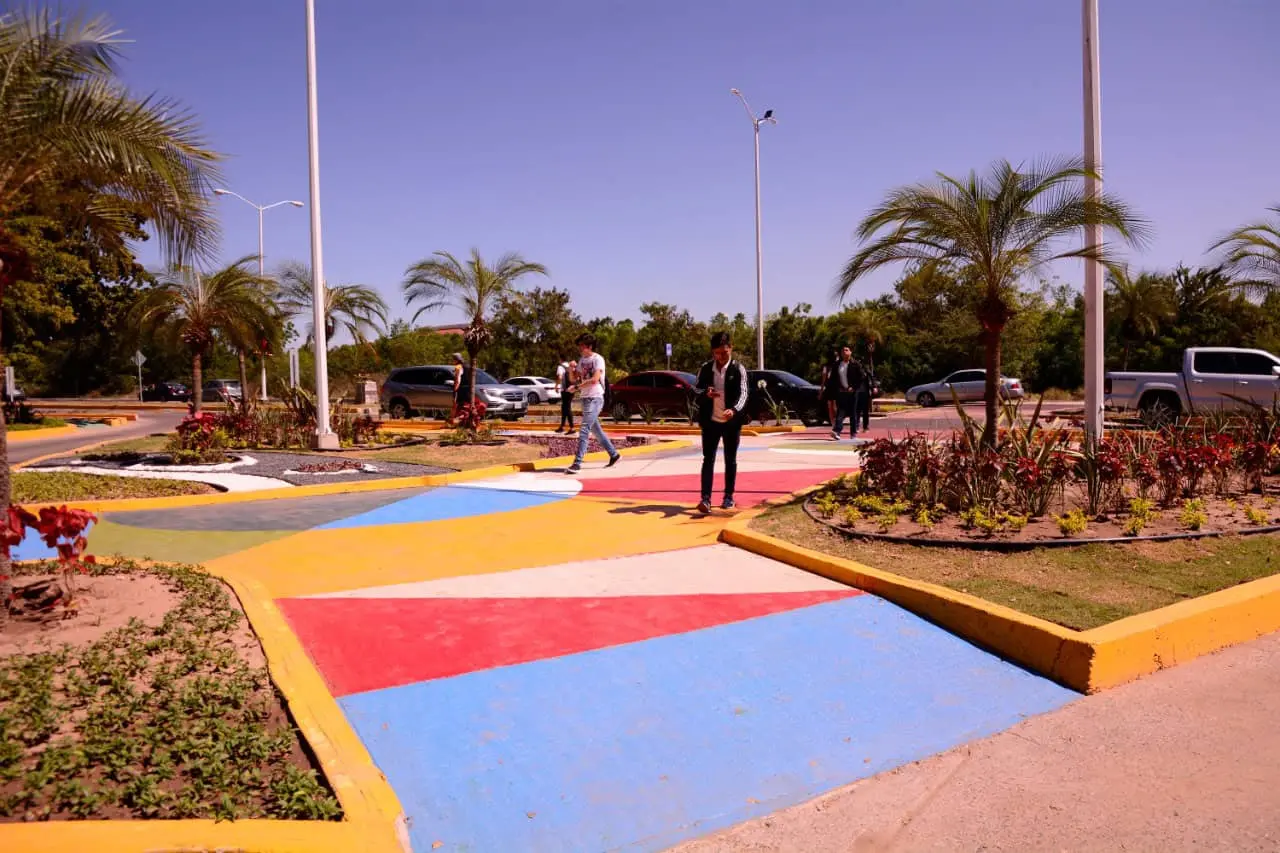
[
  {"x1": 1106, "y1": 347, "x2": 1280, "y2": 426},
  {"x1": 747, "y1": 370, "x2": 827, "y2": 426},
  {"x1": 906, "y1": 369, "x2": 1024, "y2": 407},
  {"x1": 609, "y1": 370, "x2": 698, "y2": 422},
  {"x1": 142, "y1": 381, "x2": 190, "y2": 402},
  {"x1": 380, "y1": 365, "x2": 528, "y2": 420},
  {"x1": 201, "y1": 379, "x2": 243, "y2": 403},
  {"x1": 505, "y1": 375, "x2": 561, "y2": 405}
]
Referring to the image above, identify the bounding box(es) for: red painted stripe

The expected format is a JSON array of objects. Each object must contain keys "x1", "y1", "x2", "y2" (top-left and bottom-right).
[
  {"x1": 281, "y1": 590, "x2": 858, "y2": 697},
  {"x1": 579, "y1": 469, "x2": 843, "y2": 507}
]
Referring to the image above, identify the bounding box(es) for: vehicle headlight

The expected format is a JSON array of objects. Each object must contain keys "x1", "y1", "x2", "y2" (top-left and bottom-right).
[{"x1": 483, "y1": 388, "x2": 503, "y2": 400}]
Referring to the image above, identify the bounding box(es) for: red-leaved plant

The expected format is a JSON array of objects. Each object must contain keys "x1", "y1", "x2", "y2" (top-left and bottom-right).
[{"x1": 0, "y1": 505, "x2": 97, "y2": 619}]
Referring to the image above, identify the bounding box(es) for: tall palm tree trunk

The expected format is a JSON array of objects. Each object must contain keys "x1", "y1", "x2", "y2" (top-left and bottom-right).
[
  {"x1": 469, "y1": 354, "x2": 479, "y2": 428},
  {"x1": 1122, "y1": 341, "x2": 1131, "y2": 371},
  {"x1": 982, "y1": 326, "x2": 1003, "y2": 448},
  {"x1": 0, "y1": 318, "x2": 9, "y2": 625},
  {"x1": 237, "y1": 350, "x2": 250, "y2": 404},
  {"x1": 192, "y1": 352, "x2": 204, "y2": 414}
]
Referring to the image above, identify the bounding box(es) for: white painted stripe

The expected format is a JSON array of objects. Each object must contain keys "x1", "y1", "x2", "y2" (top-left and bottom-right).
[
  {"x1": 306, "y1": 544, "x2": 848, "y2": 599},
  {"x1": 452, "y1": 472, "x2": 582, "y2": 496},
  {"x1": 770, "y1": 448, "x2": 866, "y2": 457},
  {"x1": 27, "y1": 465, "x2": 291, "y2": 492}
]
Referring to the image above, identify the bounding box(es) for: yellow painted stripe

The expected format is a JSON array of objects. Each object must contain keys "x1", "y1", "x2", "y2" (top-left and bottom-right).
[{"x1": 205, "y1": 495, "x2": 724, "y2": 599}]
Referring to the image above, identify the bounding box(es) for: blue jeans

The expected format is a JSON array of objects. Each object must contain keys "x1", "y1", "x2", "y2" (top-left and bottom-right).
[
  {"x1": 833, "y1": 391, "x2": 858, "y2": 438},
  {"x1": 575, "y1": 396, "x2": 617, "y2": 464}
]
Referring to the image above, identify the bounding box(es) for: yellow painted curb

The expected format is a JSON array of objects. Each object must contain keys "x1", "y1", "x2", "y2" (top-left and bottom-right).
[
  {"x1": 6, "y1": 425, "x2": 81, "y2": 442},
  {"x1": 720, "y1": 510, "x2": 1280, "y2": 693},
  {"x1": 15, "y1": 438, "x2": 691, "y2": 514}
]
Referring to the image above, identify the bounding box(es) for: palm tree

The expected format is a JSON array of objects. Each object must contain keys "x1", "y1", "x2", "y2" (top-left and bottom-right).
[
  {"x1": 276, "y1": 261, "x2": 388, "y2": 345},
  {"x1": 0, "y1": 8, "x2": 220, "y2": 600},
  {"x1": 402, "y1": 249, "x2": 548, "y2": 411},
  {"x1": 1105, "y1": 264, "x2": 1174, "y2": 370},
  {"x1": 836, "y1": 157, "x2": 1147, "y2": 443},
  {"x1": 132, "y1": 256, "x2": 277, "y2": 413},
  {"x1": 839, "y1": 305, "x2": 898, "y2": 373},
  {"x1": 1210, "y1": 205, "x2": 1280, "y2": 295}
]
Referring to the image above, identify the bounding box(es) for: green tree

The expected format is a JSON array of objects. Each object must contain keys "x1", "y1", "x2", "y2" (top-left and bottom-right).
[
  {"x1": 708, "y1": 312, "x2": 757, "y2": 368},
  {"x1": 276, "y1": 261, "x2": 388, "y2": 345},
  {"x1": 633, "y1": 302, "x2": 706, "y2": 371},
  {"x1": 586, "y1": 317, "x2": 638, "y2": 377},
  {"x1": 132, "y1": 256, "x2": 276, "y2": 413},
  {"x1": 1105, "y1": 264, "x2": 1175, "y2": 370},
  {"x1": 0, "y1": 8, "x2": 221, "y2": 601},
  {"x1": 1210, "y1": 205, "x2": 1280, "y2": 293},
  {"x1": 486, "y1": 287, "x2": 584, "y2": 378},
  {"x1": 837, "y1": 157, "x2": 1146, "y2": 443},
  {"x1": 402, "y1": 249, "x2": 548, "y2": 413}
]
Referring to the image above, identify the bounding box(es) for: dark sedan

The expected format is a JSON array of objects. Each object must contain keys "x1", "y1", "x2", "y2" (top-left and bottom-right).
[
  {"x1": 747, "y1": 370, "x2": 827, "y2": 426},
  {"x1": 142, "y1": 381, "x2": 191, "y2": 402}
]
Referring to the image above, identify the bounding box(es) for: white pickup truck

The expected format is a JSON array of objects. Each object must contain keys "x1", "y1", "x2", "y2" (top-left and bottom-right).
[{"x1": 1105, "y1": 347, "x2": 1280, "y2": 424}]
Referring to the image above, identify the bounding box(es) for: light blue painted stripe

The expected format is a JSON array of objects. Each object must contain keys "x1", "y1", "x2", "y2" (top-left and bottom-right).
[
  {"x1": 11, "y1": 522, "x2": 98, "y2": 561},
  {"x1": 316, "y1": 485, "x2": 566, "y2": 530},
  {"x1": 340, "y1": 595, "x2": 1076, "y2": 853}
]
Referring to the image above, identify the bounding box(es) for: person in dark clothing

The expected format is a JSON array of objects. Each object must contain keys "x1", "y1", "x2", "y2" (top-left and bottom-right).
[
  {"x1": 830, "y1": 345, "x2": 865, "y2": 440},
  {"x1": 819, "y1": 347, "x2": 841, "y2": 426},
  {"x1": 555, "y1": 358, "x2": 576, "y2": 433},
  {"x1": 693, "y1": 331, "x2": 750, "y2": 513},
  {"x1": 854, "y1": 356, "x2": 873, "y2": 433}
]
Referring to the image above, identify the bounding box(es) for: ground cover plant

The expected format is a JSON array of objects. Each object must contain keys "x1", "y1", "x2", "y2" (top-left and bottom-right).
[
  {"x1": 0, "y1": 558, "x2": 341, "y2": 822},
  {"x1": 807, "y1": 397, "x2": 1280, "y2": 544},
  {"x1": 12, "y1": 472, "x2": 214, "y2": 503}
]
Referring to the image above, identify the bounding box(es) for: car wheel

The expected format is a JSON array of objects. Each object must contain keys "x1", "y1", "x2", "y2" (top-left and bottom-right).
[
  {"x1": 800, "y1": 405, "x2": 822, "y2": 427},
  {"x1": 388, "y1": 399, "x2": 411, "y2": 420},
  {"x1": 526, "y1": 392, "x2": 540, "y2": 405},
  {"x1": 1139, "y1": 393, "x2": 1180, "y2": 429},
  {"x1": 918, "y1": 392, "x2": 935, "y2": 408},
  {"x1": 611, "y1": 402, "x2": 630, "y2": 423}
]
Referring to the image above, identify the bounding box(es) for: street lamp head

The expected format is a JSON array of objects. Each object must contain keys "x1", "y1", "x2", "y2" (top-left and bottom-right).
[
  {"x1": 213, "y1": 188, "x2": 230, "y2": 195},
  {"x1": 289, "y1": 201, "x2": 304, "y2": 207},
  {"x1": 762, "y1": 109, "x2": 774, "y2": 121},
  {"x1": 730, "y1": 88, "x2": 741, "y2": 96}
]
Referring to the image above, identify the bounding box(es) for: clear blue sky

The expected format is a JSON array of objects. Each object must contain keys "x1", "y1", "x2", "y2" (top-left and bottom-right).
[{"x1": 99, "y1": 0, "x2": 1277, "y2": 332}]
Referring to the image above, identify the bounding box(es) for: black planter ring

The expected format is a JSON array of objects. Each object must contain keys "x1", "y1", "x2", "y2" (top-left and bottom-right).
[{"x1": 802, "y1": 498, "x2": 1280, "y2": 552}]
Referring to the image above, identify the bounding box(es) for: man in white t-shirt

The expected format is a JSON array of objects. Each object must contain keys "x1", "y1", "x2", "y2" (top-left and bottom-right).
[{"x1": 565, "y1": 332, "x2": 621, "y2": 473}]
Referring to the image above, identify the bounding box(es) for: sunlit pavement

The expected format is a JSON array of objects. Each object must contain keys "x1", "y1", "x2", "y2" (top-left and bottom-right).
[{"x1": 33, "y1": 433, "x2": 1077, "y2": 852}]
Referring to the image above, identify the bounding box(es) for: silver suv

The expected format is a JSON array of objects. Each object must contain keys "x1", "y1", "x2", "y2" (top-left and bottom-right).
[{"x1": 380, "y1": 365, "x2": 529, "y2": 421}]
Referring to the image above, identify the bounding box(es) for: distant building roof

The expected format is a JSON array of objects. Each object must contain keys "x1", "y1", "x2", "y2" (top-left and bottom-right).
[{"x1": 421, "y1": 323, "x2": 466, "y2": 336}]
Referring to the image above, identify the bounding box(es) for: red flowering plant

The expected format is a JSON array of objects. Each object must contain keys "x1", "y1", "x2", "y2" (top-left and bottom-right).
[
  {"x1": 168, "y1": 411, "x2": 230, "y2": 463},
  {"x1": 1237, "y1": 440, "x2": 1279, "y2": 493},
  {"x1": 1156, "y1": 441, "x2": 1187, "y2": 506},
  {"x1": 1075, "y1": 436, "x2": 1127, "y2": 516},
  {"x1": 860, "y1": 437, "x2": 911, "y2": 497},
  {"x1": 31, "y1": 506, "x2": 97, "y2": 598},
  {"x1": 454, "y1": 400, "x2": 488, "y2": 432}
]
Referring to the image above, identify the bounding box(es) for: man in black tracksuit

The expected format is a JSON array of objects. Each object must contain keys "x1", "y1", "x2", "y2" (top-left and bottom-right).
[{"x1": 693, "y1": 331, "x2": 750, "y2": 513}]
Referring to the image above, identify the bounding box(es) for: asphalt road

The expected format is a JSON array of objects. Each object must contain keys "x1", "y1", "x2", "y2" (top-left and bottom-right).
[
  {"x1": 871, "y1": 400, "x2": 1081, "y2": 434},
  {"x1": 8, "y1": 410, "x2": 185, "y2": 464}
]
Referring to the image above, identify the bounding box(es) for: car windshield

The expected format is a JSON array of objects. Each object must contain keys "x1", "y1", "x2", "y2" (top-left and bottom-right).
[
  {"x1": 675, "y1": 372, "x2": 697, "y2": 385},
  {"x1": 769, "y1": 371, "x2": 812, "y2": 387},
  {"x1": 473, "y1": 370, "x2": 499, "y2": 385}
]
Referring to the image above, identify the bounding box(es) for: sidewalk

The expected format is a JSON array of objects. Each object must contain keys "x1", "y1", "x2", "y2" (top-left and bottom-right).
[{"x1": 674, "y1": 630, "x2": 1280, "y2": 852}]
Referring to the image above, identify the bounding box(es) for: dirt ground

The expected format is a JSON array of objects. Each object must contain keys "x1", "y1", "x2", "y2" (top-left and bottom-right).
[{"x1": 0, "y1": 573, "x2": 181, "y2": 657}]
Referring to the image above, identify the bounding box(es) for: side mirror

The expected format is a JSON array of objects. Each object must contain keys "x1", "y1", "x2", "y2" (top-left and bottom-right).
[
  {"x1": 1272, "y1": 365, "x2": 1280, "y2": 377},
  {"x1": 445, "y1": 380, "x2": 455, "y2": 387}
]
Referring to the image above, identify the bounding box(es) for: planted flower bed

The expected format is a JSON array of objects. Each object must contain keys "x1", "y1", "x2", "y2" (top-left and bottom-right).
[{"x1": 808, "y1": 399, "x2": 1280, "y2": 546}]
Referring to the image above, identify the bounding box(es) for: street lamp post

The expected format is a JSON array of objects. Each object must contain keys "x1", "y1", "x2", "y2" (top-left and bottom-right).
[
  {"x1": 730, "y1": 88, "x2": 776, "y2": 371},
  {"x1": 1082, "y1": 0, "x2": 1104, "y2": 439},
  {"x1": 304, "y1": 0, "x2": 337, "y2": 449},
  {"x1": 213, "y1": 189, "x2": 303, "y2": 401}
]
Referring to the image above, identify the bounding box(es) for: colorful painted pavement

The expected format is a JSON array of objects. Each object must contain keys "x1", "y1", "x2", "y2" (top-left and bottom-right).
[{"x1": 30, "y1": 434, "x2": 1077, "y2": 852}]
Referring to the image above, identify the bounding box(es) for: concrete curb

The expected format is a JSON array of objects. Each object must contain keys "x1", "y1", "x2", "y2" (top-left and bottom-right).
[
  {"x1": 720, "y1": 507, "x2": 1280, "y2": 693},
  {"x1": 379, "y1": 419, "x2": 805, "y2": 436},
  {"x1": 6, "y1": 425, "x2": 81, "y2": 443}
]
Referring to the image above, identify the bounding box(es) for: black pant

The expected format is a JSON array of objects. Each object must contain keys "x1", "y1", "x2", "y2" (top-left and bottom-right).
[
  {"x1": 700, "y1": 419, "x2": 742, "y2": 502},
  {"x1": 559, "y1": 391, "x2": 574, "y2": 429},
  {"x1": 833, "y1": 391, "x2": 858, "y2": 437},
  {"x1": 854, "y1": 389, "x2": 870, "y2": 431}
]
